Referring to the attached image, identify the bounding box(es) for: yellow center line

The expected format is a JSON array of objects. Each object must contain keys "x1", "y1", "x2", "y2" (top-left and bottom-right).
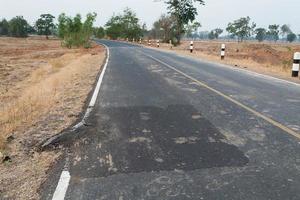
[{"x1": 140, "y1": 51, "x2": 300, "y2": 140}]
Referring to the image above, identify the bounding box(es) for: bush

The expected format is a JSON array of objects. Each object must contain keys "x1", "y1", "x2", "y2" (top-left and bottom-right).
[{"x1": 287, "y1": 33, "x2": 297, "y2": 43}]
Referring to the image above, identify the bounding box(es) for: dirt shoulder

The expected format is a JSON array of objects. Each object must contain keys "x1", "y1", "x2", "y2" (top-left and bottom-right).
[
  {"x1": 142, "y1": 40, "x2": 300, "y2": 84},
  {"x1": 0, "y1": 37, "x2": 106, "y2": 199}
]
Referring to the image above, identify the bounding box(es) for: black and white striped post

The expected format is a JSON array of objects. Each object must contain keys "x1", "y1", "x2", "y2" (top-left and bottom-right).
[
  {"x1": 157, "y1": 40, "x2": 160, "y2": 48},
  {"x1": 169, "y1": 40, "x2": 173, "y2": 49},
  {"x1": 221, "y1": 44, "x2": 226, "y2": 60},
  {"x1": 139, "y1": 38, "x2": 142, "y2": 44},
  {"x1": 292, "y1": 52, "x2": 300, "y2": 77},
  {"x1": 190, "y1": 41, "x2": 194, "y2": 53}
]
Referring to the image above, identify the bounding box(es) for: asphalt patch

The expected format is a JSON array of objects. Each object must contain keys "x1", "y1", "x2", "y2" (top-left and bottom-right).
[{"x1": 69, "y1": 104, "x2": 249, "y2": 178}]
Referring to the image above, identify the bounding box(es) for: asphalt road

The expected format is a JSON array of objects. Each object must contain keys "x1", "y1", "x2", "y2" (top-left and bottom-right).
[{"x1": 42, "y1": 40, "x2": 300, "y2": 200}]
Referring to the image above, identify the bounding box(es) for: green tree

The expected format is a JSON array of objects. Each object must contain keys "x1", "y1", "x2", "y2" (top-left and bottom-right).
[
  {"x1": 165, "y1": 0, "x2": 205, "y2": 44},
  {"x1": 105, "y1": 8, "x2": 142, "y2": 40},
  {"x1": 58, "y1": 13, "x2": 68, "y2": 39},
  {"x1": 0, "y1": 19, "x2": 9, "y2": 35},
  {"x1": 287, "y1": 32, "x2": 297, "y2": 43},
  {"x1": 208, "y1": 28, "x2": 223, "y2": 40},
  {"x1": 35, "y1": 14, "x2": 55, "y2": 39},
  {"x1": 58, "y1": 13, "x2": 97, "y2": 48},
  {"x1": 150, "y1": 14, "x2": 177, "y2": 42},
  {"x1": 8, "y1": 16, "x2": 29, "y2": 37},
  {"x1": 267, "y1": 24, "x2": 280, "y2": 42},
  {"x1": 214, "y1": 28, "x2": 223, "y2": 39},
  {"x1": 185, "y1": 21, "x2": 201, "y2": 38},
  {"x1": 226, "y1": 16, "x2": 256, "y2": 42},
  {"x1": 105, "y1": 15, "x2": 124, "y2": 39},
  {"x1": 208, "y1": 31, "x2": 215, "y2": 40},
  {"x1": 255, "y1": 28, "x2": 267, "y2": 42},
  {"x1": 280, "y1": 24, "x2": 291, "y2": 39},
  {"x1": 27, "y1": 25, "x2": 36, "y2": 34},
  {"x1": 93, "y1": 27, "x2": 105, "y2": 38}
]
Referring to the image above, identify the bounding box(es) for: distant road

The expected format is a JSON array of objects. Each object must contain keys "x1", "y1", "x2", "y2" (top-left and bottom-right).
[{"x1": 43, "y1": 40, "x2": 300, "y2": 200}]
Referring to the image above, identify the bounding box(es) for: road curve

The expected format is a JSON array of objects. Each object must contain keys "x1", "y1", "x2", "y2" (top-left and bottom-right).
[{"x1": 42, "y1": 40, "x2": 300, "y2": 200}]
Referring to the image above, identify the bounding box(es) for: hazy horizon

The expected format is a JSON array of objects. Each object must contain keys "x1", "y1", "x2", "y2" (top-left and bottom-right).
[{"x1": 1, "y1": 0, "x2": 299, "y2": 34}]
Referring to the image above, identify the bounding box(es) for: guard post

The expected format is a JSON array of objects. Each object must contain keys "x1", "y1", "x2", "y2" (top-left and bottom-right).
[
  {"x1": 221, "y1": 44, "x2": 226, "y2": 60},
  {"x1": 292, "y1": 52, "x2": 300, "y2": 77},
  {"x1": 190, "y1": 41, "x2": 194, "y2": 53}
]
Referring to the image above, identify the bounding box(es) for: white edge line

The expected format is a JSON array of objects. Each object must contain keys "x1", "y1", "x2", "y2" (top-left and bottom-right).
[
  {"x1": 144, "y1": 46, "x2": 300, "y2": 87},
  {"x1": 71, "y1": 43, "x2": 110, "y2": 130},
  {"x1": 52, "y1": 171, "x2": 71, "y2": 200},
  {"x1": 51, "y1": 42, "x2": 110, "y2": 200}
]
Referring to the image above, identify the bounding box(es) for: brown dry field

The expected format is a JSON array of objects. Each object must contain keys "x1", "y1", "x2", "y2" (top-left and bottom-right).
[
  {"x1": 144, "y1": 40, "x2": 300, "y2": 83},
  {"x1": 0, "y1": 36, "x2": 106, "y2": 199}
]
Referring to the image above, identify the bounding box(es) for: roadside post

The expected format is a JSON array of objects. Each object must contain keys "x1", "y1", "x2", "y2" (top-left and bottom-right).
[
  {"x1": 190, "y1": 41, "x2": 194, "y2": 53},
  {"x1": 221, "y1": 44, "x2": 226, "y2": 60},
  {"x1": 139, "y1": 38, "x2": 142, "y2": 44},
  {"x1": 126, "y1": 38, "x2": 129, "y2": 42},
  {"x1": 292, "y1": 52, "x2": 300, "y2": 77},
  {"x1": 157, "y1": 40, "x2": 160, "y2": 48},
  {"x1": 133, "y1": 38, "x2": 135, "y2": 43}
]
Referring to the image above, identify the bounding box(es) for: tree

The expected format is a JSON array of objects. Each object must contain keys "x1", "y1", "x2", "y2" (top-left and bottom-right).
[
  {"x1": 208, "y1": 28, "x2": 223, "y2": 40},
  {"x1": 213, "y1": 28, "x2": 223, "y2": 39},
  {"x1": 280, "y1": 24, "x2": 291, "y2": 39},
  {"x1": 35, "y1": 14, "x2": 55, "y2": 39},
  {"x1": 185, "y1": 21, "x2": 201, "y2": 38},
  {"x1": 208, "y1": 31, "x2": 215, "y2": 40},
  {"x1": 0, "y1": 19, "x2": 9, "y2": 35},
  {"x1": 164, "y1": 0, "x2": 205, "y2": 44},
  {"x1": 122, "y1": 8, "x2": 143, "y2": 39},
  {"x1": 226, "y1": 16, "x2": 256, "y2": 42},
  {"x1": 105, "y1": 8, "x2": 142, "y2": 40},
  {"x1": 58, "y1": 13, "x2": 97, "y2": 48},
  {"x1": 82, "y1": 12, "x2": 97, "y2": 47},
  {"x1": 149, "y1": 14, "x2": 177, "y2": 42},
  {"x1": 105, "y1": 15, "x2": 123, "y2": 39},
  {"x1": 93, "y1": 27, "x2": 105, "y2": 38},
  {"x1": 255, "y1": 28, "x2": 267, "y2": 42},
  {"x1": 8, "y1": 16, "x2": 29, "y2": 37},
  {"x1": 287, "y1": 32, "x2": 297, "y2": 43},
  {"x1": 267, "y1": 24, "x2": 280, "y2": 42},
  {"x1": 58, "y1": 13, "x2": 68, "y2": 39}
]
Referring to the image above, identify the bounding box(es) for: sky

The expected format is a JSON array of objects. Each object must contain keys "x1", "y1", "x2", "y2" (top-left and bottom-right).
[{"x1": 0, "y1": 0, "x2": 300, "y2": 34}]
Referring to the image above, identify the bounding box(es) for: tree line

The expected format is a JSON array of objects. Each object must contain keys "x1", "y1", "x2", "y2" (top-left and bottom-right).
[
  {"x1": 0, "y1": 0, "x2": 205, "y2": 46},
  {"x1": 0, "y1": 13, "x2": 103, "y2": 48},
  {"x1": 151, "y1": 15, "x2": 299, "y2": 43},
  {"x1": 104, "y1": 0, "x2": 205, "y2": 44},
  {"x1": 1, "y1": 0, "x2": 299, "y2": 45}
]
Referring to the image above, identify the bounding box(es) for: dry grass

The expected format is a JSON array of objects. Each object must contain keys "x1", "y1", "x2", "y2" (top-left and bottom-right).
[
  {"x1": 143, "y1": 40, "x2": 300, "y2": 82},
  {"x1": 0, "y1": 37, "x2": 106, "y2": 199}
]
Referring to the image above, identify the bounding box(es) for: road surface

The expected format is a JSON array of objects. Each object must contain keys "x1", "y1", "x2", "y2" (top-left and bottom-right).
[{"x1": 42, "y1": 40, "x2": 300, "y2": 200}]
